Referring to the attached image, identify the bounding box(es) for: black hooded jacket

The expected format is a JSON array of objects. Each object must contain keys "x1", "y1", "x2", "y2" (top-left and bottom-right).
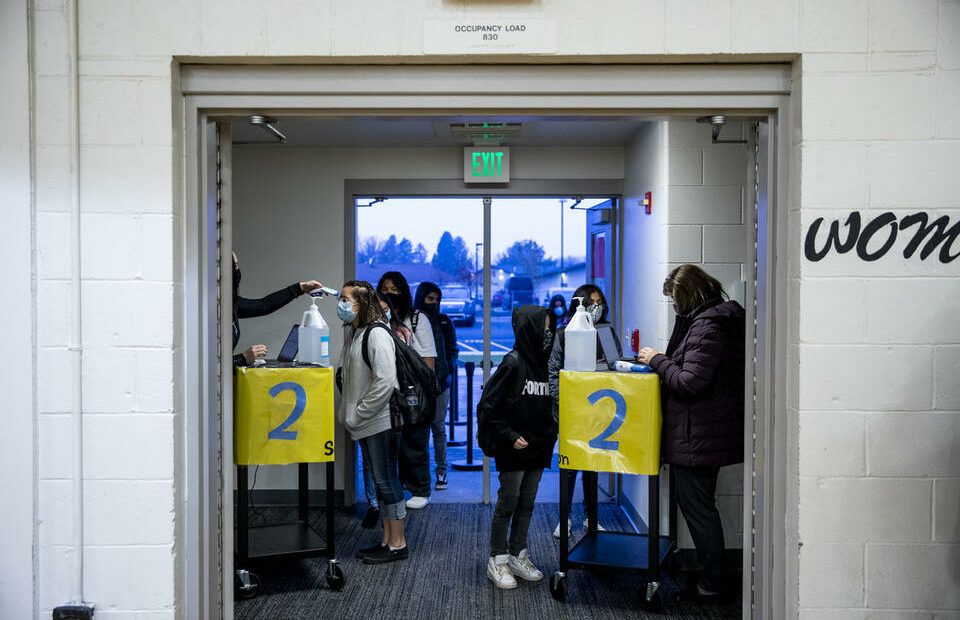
[{"x1": 477, "y1": 305, "x2": 557, "y2": 471}]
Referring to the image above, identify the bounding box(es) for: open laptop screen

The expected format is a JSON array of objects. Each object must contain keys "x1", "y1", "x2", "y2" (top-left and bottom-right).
[
  {"x1": 596, "y1": 325, "x2": 620, "y2": 364},
  {"x1": 277, "y1": 324, "x2": 299, "y2": 362}
]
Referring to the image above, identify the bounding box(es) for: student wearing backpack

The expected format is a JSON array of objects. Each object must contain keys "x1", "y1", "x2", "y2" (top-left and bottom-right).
[
  {"x1": 414, "y1": 282, "x2": 458, "y2": 491},
  {"x1": 336, "y1": 280, "x2": 409, "y2": 564},
  {"x1": 377, "y1": 272, "x2": 437, "y2": 509},
  {"x1": 477, "y1": 305, "x2": 557, "y2": 589}
]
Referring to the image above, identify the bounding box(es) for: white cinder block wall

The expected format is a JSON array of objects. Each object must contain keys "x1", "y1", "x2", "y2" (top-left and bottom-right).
[
  {"x1": 620, "y1": 120, "x2": 748, "y2": 552},
  {"x1": 667, "y1": 120, "x2": 750, "y2": 551},
  {"x1": 5, "y1": 0, "x2": 958, "y2": 618}
]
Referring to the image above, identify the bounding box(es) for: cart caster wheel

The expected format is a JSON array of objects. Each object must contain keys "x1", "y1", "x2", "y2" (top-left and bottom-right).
[
  {"x1": 326, "y1": 563, "x2": 345, "y2": 591},
  {"x1": 549, "y1": 573, "x2": 567, "y2": 602},
  {"x1": 234, "y1": 570, "x2": 260, "y2": 599},
  {"x1": 637, "y1": 587, "x2": 662, "y2": 612}
]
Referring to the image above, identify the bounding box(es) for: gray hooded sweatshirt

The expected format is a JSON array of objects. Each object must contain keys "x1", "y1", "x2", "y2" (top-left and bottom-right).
[{"x1": 336, "y1": 323, "x2": 398, "y2": 441}]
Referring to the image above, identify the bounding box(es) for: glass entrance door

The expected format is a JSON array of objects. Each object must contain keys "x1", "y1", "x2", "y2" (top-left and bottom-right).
[{"x1": 355, "y1": 195, "x2": 615, "y2": 504}]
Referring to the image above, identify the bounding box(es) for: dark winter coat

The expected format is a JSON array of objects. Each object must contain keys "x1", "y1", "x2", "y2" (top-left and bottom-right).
[
  {"x1": 649, "y1": 299, "x2": 745, "y2": 467},
  {"x1": 477, "y1": 305, "x2": 557, "y2": 471},
  {"x1": 232, "y1": 282, "x2": 303, "y2": 366}
]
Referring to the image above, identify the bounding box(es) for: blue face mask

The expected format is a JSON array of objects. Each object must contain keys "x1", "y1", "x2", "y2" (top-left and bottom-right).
[
  {"x1": 385, "y1": 310, "x2": 392, "y2": 322},
  {"x1": 337, "y1": 299, "x2": 357, "y2": 322},
  {"x1": 553, "y1": 306, "x2": 565, "y2": 317}
]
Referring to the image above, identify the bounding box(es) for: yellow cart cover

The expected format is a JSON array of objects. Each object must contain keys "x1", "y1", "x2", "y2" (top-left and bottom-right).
[
  {"x1": 558, "y1": 370, "x2": 661, "y2": 475},
  {"x1": 235, "y1": 366, "x2": 335, "y2": 465}
]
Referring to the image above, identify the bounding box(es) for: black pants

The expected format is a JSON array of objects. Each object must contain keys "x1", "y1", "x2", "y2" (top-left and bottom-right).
[
  {"x1": 561, "y1": 469, "x2": 599, "y2": 517},
  {"x1": 673, "y1": 464, "x2": 725, "y2": 592},
  {"x1": 490, "y1": 468, "x2": 544, "y2": 557},
  {"x1": 398, "y1": 422, "x2": 431, "y2": 497}
]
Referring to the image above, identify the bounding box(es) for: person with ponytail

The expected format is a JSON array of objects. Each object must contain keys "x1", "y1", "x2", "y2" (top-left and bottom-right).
[{"x1": 336, "y1": 280, "x2": 409, "y2": 564}]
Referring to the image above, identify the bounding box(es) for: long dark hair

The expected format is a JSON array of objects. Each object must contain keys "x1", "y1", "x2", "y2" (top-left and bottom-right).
[
  {"x1": 663, "y1": 264, "x2": 726, "y2": 315},
  {"x1": 568, "y1": 284, "x2": 610, "y2": 324},
  {"x1": 377, "y1": 292, "x2": 405, "y2": 334},
  {"x1": 377, "y1": 271, "x2": 413, "y2": 321},
  {"x1": 342, "y1": 280, "x2": 386, "y2": 327}
]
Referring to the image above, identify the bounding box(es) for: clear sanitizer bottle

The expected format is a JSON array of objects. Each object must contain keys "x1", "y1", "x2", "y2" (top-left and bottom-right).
[
  {"x1": 563, "y1": 296, "x2": 597, "y2": 372},
  {"x1": 298, "y1": 297, "x2": 330, "y2": 366}
]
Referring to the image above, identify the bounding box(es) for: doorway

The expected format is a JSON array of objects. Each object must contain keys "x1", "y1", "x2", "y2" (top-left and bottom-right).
[
  {"x1": 353, "y1": 194, "x2": 616, "y2": 505},
  {"x1": 181, "y1": 63, "x2": 792, "y2": 620}
]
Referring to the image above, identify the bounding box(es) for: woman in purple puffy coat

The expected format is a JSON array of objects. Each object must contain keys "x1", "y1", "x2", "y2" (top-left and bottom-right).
[{"x1": 637, "y1": 264, "x2": 745, "y2": 602}]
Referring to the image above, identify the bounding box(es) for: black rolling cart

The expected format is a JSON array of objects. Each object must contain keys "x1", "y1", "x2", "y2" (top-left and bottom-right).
[
  {"x1": 549, "y1": 370, "x2": 676, "y2": 612},
  {"x1": 235, "y1": 461, "x2": 343, "y2": 594},
  {"x1": 234, "y1": 365, "x2": 345, "y2": 597}
]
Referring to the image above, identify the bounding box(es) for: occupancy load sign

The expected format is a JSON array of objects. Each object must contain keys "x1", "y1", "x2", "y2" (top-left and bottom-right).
[
  {"x1": 235, "y1": 366, "x2": 335, "y2": 465},
  {"x1": 558, "y1": 370, "x2": 661, "y2": 475}
]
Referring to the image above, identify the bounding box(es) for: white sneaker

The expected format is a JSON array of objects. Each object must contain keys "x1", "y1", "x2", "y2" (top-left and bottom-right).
[
  {"x1": 553, "y1": 519, "x2": 572, "y2": 539},
  {"x1": 508, "y1": 549, "x2": 544, "y2": 582},
  {"x1": 583, "y1": 518, "x2": 606, "y2": 532},
  {"x1": 487, "y1": 554, "x2": 517, "y2": 589},
  {"x1": 405, "y1": 496, "x2": 430, "y2": 509}
]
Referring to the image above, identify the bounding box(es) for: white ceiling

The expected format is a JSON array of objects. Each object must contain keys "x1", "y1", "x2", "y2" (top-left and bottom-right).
[{"x1": 230, "y1": 115, "x2": 652, "y2": 148}]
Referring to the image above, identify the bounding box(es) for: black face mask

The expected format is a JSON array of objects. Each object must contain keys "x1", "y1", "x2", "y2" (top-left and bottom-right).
[
  {"x1": 232, "y1": 267, "x2": 241, "y2": 292},
  {"x1": 384, "y1": 292, "x2": 404, "y2": 313},
  {"x1": 422, "y1": 302, "x2": 439, "y2": 316}
]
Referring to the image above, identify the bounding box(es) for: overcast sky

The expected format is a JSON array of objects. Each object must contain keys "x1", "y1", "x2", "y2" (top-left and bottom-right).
[{"x1": 356, "y1": 197, "x2": 608, "y2": 261}]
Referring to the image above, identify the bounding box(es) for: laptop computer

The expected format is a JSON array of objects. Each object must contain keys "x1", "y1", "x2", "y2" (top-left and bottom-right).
[
  {"x1": 276, "y1": 324, "x2": 299, "y2": 362},
  {"x1": 596, "y1": 324, "x2": 636, "y2": 370}
]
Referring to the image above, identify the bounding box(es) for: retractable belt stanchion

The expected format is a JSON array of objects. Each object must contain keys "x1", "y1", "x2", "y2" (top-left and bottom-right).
[
  {"x1": 447, "y1": 362, "x2": 466, "y2": 447},
  {"x1": 233, "y1": 364, "x2": 345, "y2": 596},
  {"x1": 450, "y1": 361, "x2": 482, "y2": 471}
]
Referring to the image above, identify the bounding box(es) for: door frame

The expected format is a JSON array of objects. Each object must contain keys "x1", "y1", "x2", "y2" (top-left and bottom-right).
[{"x1": 180, "y1": 63, "x2": 793, "y2": 620}]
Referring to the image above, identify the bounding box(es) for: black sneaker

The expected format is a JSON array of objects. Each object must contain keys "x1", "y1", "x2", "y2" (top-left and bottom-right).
[
  {"x1": 361, "y1": 545, "x2": 409, "y2": 564},
  {"x1": 356, "y1": 542, "x2": 386, "y2": 559},
  {"x1": 435, "y1": 473, "x2": 448, "y2": 490},
  {"x1": 361, "y1": 506, "x2": 380, "y2": 529}
]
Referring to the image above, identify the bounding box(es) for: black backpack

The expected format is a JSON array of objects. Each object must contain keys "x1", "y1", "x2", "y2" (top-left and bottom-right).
[
  {"x1": 411, "y1": 310, "x2": 450, "y2": 389},
  {"x1": 362, "y1": 322, "x2": 440, "y2": 428},
  {"x1": 476, "y1": 351, "x2": 526, "y2": 457}
]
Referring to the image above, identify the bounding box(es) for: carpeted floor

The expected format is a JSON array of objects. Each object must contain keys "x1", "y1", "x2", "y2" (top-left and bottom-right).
[{"x1": 234, "y1": 503, "x2": 741, "y2": 620}]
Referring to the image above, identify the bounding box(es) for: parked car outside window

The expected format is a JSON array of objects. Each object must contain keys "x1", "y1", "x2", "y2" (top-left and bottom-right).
[
  {"x1": 440, "y1": 284, "x2": 476, "y2": 327},
  {"x1": 502, "y1": 276, "x2": 535, "y2": 309}
]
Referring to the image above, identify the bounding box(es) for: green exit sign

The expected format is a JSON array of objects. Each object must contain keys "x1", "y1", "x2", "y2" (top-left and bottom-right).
[{"x1": 464, "y1": 147, "x2": 510, "y2": 183}]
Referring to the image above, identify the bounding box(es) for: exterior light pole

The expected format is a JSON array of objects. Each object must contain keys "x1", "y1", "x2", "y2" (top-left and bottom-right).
[
  {"x1": 475, "y1": 242, "x2": 483, "y2": 299},
  {"x1": 559, "y1": 199, "x2": 566, "y2": 287}
]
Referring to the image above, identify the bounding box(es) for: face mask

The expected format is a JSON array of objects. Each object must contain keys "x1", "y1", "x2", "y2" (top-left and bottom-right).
[
  {"x1": 585, "y1": 303, "x2": 603, "y2": 324},
  {"x1": 553, "y1": 306, "x2": 565, "y2": 317},
  {"x1": 337, "y1": 299, "x2": 357, "y2": 322},
  {"x1": 385, "y1": 310, "x2": 392, "y2": 322},
  {"x1": 422, "y1": 302, "x2": 439, "y2": 316},
  {"x1": 384, "y1": 292, "x2": 403, "y2": 312},
  {"x1": 543, "y1": 329, "x2": 554, "y2": 352}
]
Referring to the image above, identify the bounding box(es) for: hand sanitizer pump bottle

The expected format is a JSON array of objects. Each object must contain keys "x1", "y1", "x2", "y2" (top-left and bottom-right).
[
  {"x1": 298, "y1": 297, "x2": 330, "y2": 366},
  {"x1": 563, "y1": 297, "x2": 597, "y2": 372}
]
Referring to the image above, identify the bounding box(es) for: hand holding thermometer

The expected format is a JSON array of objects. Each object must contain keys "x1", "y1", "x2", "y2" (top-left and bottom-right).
[{"x1": 309, "y1": 285, "x2": 340, "y2": 297}]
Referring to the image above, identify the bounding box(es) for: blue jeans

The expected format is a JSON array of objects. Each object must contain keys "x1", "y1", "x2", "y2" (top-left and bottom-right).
[
  {"x1": 359, "y1": 441, "x2": 377, "y2": 509},
  {"x1": 359, "y1": 429, "x2": 406, "y2": 521},
  {"x1": 431, "y1": 388, "x2": 449, "y2": 476}
]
